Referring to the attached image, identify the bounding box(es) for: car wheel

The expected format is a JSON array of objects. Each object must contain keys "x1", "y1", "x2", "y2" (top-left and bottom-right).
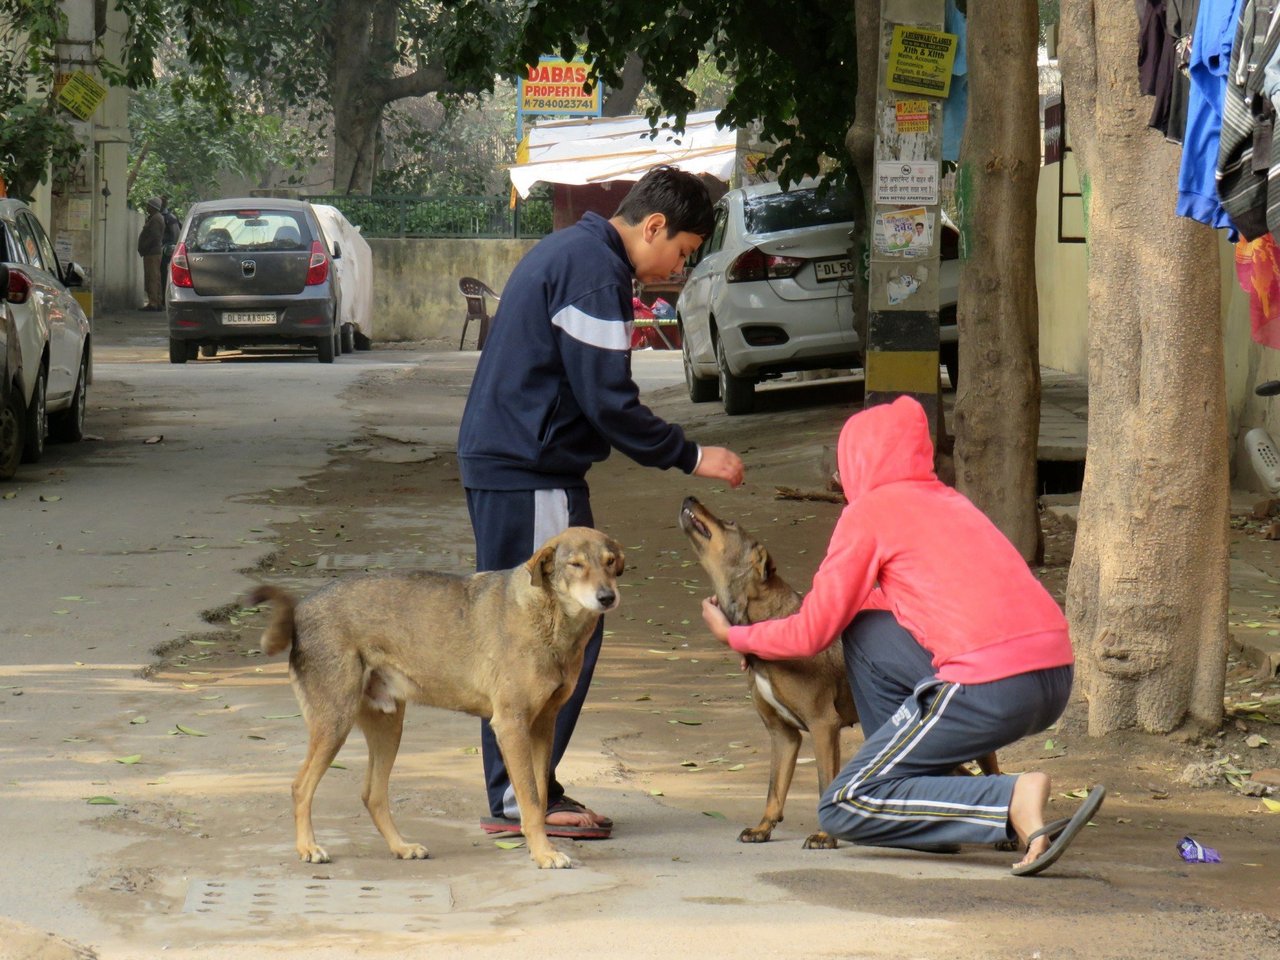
[
  {"x1": 0, "y1": 386, "x2": 23, "y2": 480},
  {"x1": 340, "y1": 323, "x2": 355, "y2": 354},
  {"x1": 200, "y1": 344, "x2": 219, "y2": 358},
  {"x1": 317, "y1": 332, "x2": 335, "y2": 363},
  {"x1": 21, "y1": 369, "x2": 45, "y2": 463},
  {"x1": 353, "y1": 330, "x2": 372, "y2": 351},
  {"x1": 49, "y1": 353, "x2": 87, "y2": 444},
  {"x1": 716, "y1": 338, "x2": 754, "y2": 416},
  {"x1": 684, "y1": 334, "x2": 718, "y2": 403},
  {"x1": 941, "y1": 344, "x2": 959, "y2": 391},
  {"x1": 169, "y1": 338, "x2": 188, "y2": 364}
]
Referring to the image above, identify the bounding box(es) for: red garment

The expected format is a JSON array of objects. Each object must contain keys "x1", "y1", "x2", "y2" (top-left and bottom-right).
[
  {"x1": 1235, "y1": 235, "x2": 1280, "y2": 349},
  {"x1": 726, "y1": 396, "x2": 1073, "y2": 684}
]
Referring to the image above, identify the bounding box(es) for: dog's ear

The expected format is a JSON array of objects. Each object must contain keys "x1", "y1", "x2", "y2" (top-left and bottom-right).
[
  {"x1": 750, "y1": 543, "x2": 773, "y2": 582},
  {"x1": 606, "y1": 537, "x2": 625, "y2": 576},
  {"x1": 526, "y1": 540, "x2": 558, "y2": 589}
]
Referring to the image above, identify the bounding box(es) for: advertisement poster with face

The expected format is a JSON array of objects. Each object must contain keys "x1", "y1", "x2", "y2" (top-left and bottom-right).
[{"x1": 874, "y1": 207, "x2": 933, "y2": 258}]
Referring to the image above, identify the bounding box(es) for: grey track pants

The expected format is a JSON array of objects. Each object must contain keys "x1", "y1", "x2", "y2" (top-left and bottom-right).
[{"x1": 817, "y1": 610, "x2": 1072, "y2": 847}]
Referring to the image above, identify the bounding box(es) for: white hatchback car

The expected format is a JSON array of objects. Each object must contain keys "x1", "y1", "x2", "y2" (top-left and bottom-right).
[
  {"x1": 0, "y1": 198, "x2": 93, "y2": 461},
  {"x1": 677, "y1": 180, "x2": 959, "y2": 415}
]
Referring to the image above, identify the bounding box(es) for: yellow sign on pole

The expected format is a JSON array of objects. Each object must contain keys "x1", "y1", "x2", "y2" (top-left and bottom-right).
[
  {"x1": 518, "y1": 58, "x2": 600, "y2": 115},
  {"x1": 56, "y1": 70, "x2": 108, "y2": 121},
  {"x1": 886, "y1": 26, "x2": 958, "y2": 98}
]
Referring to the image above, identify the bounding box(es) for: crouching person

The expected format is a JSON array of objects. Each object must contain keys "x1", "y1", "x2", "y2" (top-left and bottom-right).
[{"x1": 701, "y1": 397, "x2": 1103, "y2": 876}]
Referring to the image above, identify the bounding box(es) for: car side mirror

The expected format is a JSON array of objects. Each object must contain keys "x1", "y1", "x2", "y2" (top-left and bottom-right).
[
  {"x1": 331, "y1": 242, "x2": 341, "y2": 260},
  {"x1": 63, "y1": 262, "x2": 86, "y2": 288}
]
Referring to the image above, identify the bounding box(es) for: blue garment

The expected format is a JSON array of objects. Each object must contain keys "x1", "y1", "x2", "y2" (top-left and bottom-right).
[
  {"x1": 457, "y1": 211, "x2": 698, "y2": 490},
  {"x1": 942, "y1": 0, "x2": 969, "y2": 163},
  {"x1": 1177, "y1": 0, "x2": 1245, "y2": 228},
  {"x1": 466, "y1": 487, "x2": 602, "y2": 818}
]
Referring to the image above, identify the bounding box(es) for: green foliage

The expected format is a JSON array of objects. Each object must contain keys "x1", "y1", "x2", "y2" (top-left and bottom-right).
[
  {"x1": 376, "y1": 83, "x2": 519, "y2": 195},
  {"x1": 511, "y1": 0, "x2": 859, "y2": 188},
  {"x1": 0, "y1": 0, "x2": 85, "y2": 200},
  {"x1": 128, "y1": 80, "x2": 321, "y2": 212}
]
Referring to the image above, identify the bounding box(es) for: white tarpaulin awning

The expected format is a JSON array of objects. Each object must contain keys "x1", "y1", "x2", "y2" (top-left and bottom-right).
[{"x1": 508, "y1": 110, "x2": 737, "y2": 199}]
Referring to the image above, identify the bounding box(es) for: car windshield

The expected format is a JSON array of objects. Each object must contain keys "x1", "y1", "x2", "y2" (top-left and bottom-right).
[
  {"x1": 188, "y1": 210, "x2": 310, "y2": 253},
  {"x1": 743, "y1": 188, "x2": 857, "y2": 234}
]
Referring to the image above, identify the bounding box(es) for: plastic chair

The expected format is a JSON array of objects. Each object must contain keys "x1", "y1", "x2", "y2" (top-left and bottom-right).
[
  {"x1": 272, "y1": 225, "x2": 301, "y2": 249},
  {"x1": 458, "y1": 277, "x2": 501, "y2": 350}
]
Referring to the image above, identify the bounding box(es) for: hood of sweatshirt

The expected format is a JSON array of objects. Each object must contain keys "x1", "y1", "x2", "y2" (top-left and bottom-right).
[{"x1": 837, "y1": 396, "x2": 936, "y2": 504}]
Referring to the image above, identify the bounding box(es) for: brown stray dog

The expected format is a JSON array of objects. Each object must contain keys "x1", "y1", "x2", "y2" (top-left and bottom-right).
[
  {"x1": 679, "y1": 496, "x2": 999, "y2": 849},
  {"x1": 248, "y1": 526, "x2": 624, "y2": 870}
]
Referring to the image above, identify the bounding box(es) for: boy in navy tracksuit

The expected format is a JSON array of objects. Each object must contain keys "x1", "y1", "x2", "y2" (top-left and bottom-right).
[{"x1": 458, "y1": 166, "x2": 745, "y2": 837}]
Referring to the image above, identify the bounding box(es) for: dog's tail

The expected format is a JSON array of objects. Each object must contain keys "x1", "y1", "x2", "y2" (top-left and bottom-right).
[{"x1": 247, "y1": 584, "x2": 297, "y2": 657}]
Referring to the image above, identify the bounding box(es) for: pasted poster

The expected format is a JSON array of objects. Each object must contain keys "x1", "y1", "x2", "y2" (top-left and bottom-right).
[
  {"x1": 894, "y1": 99, "x2": 930, "y2": 134},
  {"x1": 874, "y1": 208, "x2": 933, "y2": 258},
  {"x1": 887, "y1": 25, "x2": 958, "y2": 98},
  {"x1": 874, "y1": 160, "x2": 940, "y2": 205}
]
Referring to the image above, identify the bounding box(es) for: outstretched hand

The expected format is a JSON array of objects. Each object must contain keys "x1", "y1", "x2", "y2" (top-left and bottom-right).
[
  {"x1": 701, "y1": 596, "x2": 732, "y2": 645},
  {"x1": 694, "y1": 446, "x2": 744, "y2": 488}
]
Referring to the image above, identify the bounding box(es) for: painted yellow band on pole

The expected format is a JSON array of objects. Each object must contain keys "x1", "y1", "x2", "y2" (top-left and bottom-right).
[{"x1": 865, "y1": 350, "x2": 940, "y2": 395}]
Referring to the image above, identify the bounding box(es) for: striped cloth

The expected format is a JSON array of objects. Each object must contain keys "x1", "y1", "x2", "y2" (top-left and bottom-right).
[{"x1": 1217, "y1": 0, "x2": 1280, "y2": 239}]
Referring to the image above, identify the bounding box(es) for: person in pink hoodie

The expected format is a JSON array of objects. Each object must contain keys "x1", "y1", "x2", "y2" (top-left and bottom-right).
[{"x1": 701, "y1": 396, "x2": 1104, "y2": 876}]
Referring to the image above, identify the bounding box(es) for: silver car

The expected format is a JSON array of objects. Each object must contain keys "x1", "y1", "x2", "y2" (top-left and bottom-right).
[
  {"x1": 0, "y1": 198, "x2": 93, "y2": 462},
  {"x1": 166, "y1": 198, "x2": 340, "y2": 363},
  {"x1": 677, "y1": 180, "x2": 959, "y2": 415}
]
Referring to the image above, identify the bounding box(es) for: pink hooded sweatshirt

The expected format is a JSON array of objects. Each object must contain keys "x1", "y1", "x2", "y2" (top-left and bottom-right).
[{"x1": 726, "y1": 396, "x2": 1073, "y2": 684}]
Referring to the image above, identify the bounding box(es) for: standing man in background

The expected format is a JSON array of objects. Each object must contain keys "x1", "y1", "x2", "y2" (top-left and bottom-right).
[{"x1": 137, "y1": 197, "x2": 165, "y2": 311}]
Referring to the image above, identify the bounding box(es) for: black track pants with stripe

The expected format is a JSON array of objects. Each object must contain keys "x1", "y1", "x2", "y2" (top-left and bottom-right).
[{"x1": 818, "y1": 610, "x2": 1072, "y2": 847}]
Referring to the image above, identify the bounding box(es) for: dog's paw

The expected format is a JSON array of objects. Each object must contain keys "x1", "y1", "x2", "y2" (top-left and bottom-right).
[
  {"x1": 737, "y1": 826, "x2": 774, "y2": 844},
  {"x1": 802, "y1": 832, "x2": 838, "y2": 850},
  {"x1": 533, "y1": 850, "x2": 573, "y2": 869},
  {"x1": 394, "y1": 843, "x2": 430, "y2": 860},
  {"x1": 299, "y1": 845, "x2": 331, "y2": 864}
]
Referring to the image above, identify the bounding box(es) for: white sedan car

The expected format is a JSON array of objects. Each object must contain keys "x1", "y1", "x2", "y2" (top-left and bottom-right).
[
  {"x1": 0, "y1": 198, "x2": 93, "y2": 462},
  {"x1": 677, "y1": 179, "x2": 959, "y2": 415}
]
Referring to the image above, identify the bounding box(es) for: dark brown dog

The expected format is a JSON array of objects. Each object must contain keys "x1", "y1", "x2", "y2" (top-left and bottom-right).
[
  {"x1": 680, "y1": 496, "x2": 998, "y2": 849},
  {"x1": 249, "y1": 526, "x2": 624, "y2": 870}
]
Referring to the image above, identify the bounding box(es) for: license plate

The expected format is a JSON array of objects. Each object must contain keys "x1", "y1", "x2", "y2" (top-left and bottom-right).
[
  {"x1": 223, "y1": 311, "x2": 276, "y2": 326},
  {"x1": 814, "y1": 258, "x2": 855, "y2": 282}
]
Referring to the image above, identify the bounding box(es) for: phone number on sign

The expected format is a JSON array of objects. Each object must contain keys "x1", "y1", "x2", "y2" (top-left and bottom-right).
[{"x1": 524, "y1": 98, "x2": 596, "y2": 111}]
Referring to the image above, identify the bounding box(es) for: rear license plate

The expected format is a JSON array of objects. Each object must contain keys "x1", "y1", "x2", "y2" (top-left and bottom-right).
[
  {"x1": 814, "y1": 257, "x2": 855, "y2": 282},
  {"x1": 223, "y1": 311, "x2": 276, "y2": 326}
]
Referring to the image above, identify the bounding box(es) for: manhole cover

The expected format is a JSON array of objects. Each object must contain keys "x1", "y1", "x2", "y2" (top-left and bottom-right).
[{"x1": 183, "y1": 878, "x2": 453, "y2": 917}]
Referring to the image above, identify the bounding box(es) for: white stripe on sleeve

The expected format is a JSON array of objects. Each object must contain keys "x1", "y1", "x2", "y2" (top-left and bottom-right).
[{"x1": 551, "y1": 303, "x2": 632, "y2": 351}]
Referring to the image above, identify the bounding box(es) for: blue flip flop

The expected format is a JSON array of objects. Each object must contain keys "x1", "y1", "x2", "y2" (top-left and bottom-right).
[{"x1": 1011, "y1": 785, "x2": 1106, "y2": 877}]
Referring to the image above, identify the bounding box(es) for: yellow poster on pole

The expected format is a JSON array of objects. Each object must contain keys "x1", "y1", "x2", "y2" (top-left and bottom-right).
[
  {"x1": 886, "y1": 26, "x2": 957, "y2": 98},
  {"x1": 56, "y1": 70, "x2": 108, "y2": 120}
]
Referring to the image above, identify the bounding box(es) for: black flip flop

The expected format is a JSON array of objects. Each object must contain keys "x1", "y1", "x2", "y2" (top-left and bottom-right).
[
  {"x1": 479, "y1": 815, "x2": 612, "y2": 840},
  {"x1": 1011, "y1": 785, "x2": 1106, "y2": 877}
]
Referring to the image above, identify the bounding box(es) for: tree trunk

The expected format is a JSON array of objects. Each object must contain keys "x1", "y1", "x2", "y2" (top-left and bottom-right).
[
  {"x1": 602, "y1": 54, "x2": 646, "y2": 117},
  {"x1": 846, "y1": 4, "x2": 881, "y2": 352},
  {"x1": 952, "y1": 0, "x2": 1043, "y2": 561},
  {"x1": 1059, "y1": 0, "x2": 1229, "y2": 735}
]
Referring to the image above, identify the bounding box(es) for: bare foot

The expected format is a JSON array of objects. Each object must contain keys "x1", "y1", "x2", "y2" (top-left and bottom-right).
[
  {"x1": 1009, "y1": 772, "x2": 1051, "y2": 870},
  {"x1": 545, "y1": 808, "x2": 599, "y2": 828},
  {"x1": 546, "y1": 797, "x2": 611, "y2": 828}
]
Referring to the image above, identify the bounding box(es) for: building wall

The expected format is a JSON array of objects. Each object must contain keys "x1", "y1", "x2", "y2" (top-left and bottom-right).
[
  {"x1": 1034, "y1": 157, "x2": 1276, "y2": 488},
  {"x1": 368, "y1": 237, "x2": 539, "y2": 342}
]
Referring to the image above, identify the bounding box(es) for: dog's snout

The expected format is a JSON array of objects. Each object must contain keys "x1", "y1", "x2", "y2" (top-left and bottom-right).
[{"x1": 596, "y1": 587, "x2": 617, "y2": 610}]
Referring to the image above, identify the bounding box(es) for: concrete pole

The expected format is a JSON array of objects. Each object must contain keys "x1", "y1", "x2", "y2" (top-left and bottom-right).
[{"x1": 864, "y1": 0, "x2": 953, "y2": 434}]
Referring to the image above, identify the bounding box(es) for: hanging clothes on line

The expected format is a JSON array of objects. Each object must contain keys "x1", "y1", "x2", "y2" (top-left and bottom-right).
[
  {"x1": 1215, "y1": 0, "x2": 1280, "y2": 238},
  {"x1": 1178, "y1": 0, "x2": 1246, "y2": 229}
]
